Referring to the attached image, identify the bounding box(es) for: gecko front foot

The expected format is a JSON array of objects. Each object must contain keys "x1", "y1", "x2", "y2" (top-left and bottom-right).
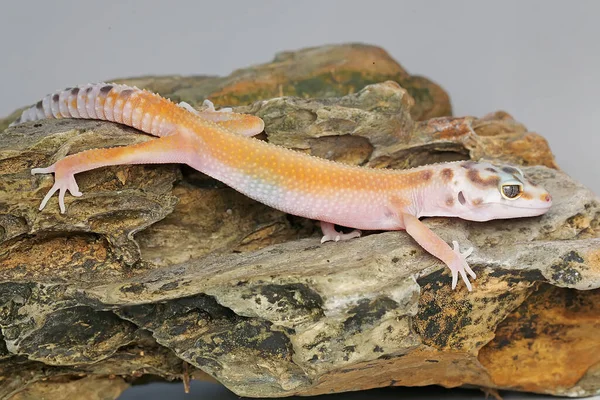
[
  {"x1": 320, "y1": 221, "x2": 361, "y2": 243},
  {"x1": 449, "y1": 241, "x2": 476, "y2": 291},
  {"x1": 31, "y1": 163, "x2": 82, "y2": 213}
]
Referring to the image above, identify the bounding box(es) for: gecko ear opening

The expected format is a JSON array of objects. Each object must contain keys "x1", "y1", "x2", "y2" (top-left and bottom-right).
[{"x1": 458, "y1": 191, "x2": 466, "y2": 205}]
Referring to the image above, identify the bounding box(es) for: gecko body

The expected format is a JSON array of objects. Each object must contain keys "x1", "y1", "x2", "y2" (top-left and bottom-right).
[{"x1": 11, "y1": 83, "x2": 553, "y2": 291}]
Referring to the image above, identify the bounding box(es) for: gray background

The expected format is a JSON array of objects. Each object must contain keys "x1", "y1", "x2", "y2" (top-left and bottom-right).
[{"x1": 1, "y1": 1, "x2": 598, "y2": 399}]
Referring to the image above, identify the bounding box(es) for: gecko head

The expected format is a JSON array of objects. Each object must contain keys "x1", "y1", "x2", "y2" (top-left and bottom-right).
[{"x1": 447, "y1": 161, "x2": 552, "y2": 222}]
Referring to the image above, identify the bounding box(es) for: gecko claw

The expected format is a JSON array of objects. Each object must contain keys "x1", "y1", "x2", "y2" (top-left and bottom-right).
[{"x1": 450, "y1": 241, "x2": 476, "y2": 291}]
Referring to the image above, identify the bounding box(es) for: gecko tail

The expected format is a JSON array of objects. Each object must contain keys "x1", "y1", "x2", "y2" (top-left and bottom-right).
[{"x1": 9, "y1": 83, "x2": 177, "y2": 138}]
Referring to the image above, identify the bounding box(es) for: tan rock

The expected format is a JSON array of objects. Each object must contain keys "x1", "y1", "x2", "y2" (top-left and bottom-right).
[{"x1": 111, "y1": 43, "x2": 452, "y2": 121}]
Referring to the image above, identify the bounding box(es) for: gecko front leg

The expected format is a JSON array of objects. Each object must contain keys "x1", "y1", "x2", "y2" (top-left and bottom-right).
[{"x1": 400, "y1": 212, "x2": 476, "y2": 291}]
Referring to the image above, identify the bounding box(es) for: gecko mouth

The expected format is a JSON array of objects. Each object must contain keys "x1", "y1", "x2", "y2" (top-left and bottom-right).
[{"x1": 486, "y1": 202, "x2": 552, "y2": 210}]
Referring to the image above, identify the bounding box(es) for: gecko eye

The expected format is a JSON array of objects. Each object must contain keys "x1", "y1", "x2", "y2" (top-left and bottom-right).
[{"x1": 501, "y1": 184, "x2": 523, "y2": 199}]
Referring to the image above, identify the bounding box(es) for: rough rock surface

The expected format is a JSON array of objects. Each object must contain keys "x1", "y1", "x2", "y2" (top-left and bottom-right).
[
  {"x1": 113, "y1": 43, "x2": 452, "y2": 122},
  {"x1": 0, "y1": 44, "x2": 598, "y2": 400}
]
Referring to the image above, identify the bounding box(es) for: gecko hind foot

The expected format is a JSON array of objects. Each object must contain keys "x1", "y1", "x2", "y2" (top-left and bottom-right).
[
  {"x1": 320, "y1": 221, "x2": 361, "y2": 243},
  {"x1": 177, "y1": 101, "x2": 199, "y2": 114},
  {"x1": 32, "y1": 165, "x2": 82, "y2": 213},
  {"x1": 202, "y1": 99, "x2": 233, "y2": 113},
  {"x1": 450, "y1": 240, "x2": 476, "y2": 291},
  {"x1": 179, "y1": 100, "x2": 264, "y2": 137},
  {"x1": 177, "y1": 100, "x2": 233, "y2": 115}
]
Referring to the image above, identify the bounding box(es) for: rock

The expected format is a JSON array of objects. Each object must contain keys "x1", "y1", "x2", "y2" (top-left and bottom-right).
[
  {"x1": 0, "y1": 45, "x2": 598, "y2": 399},
  {"x1": 242, "y1": 81, "x2": 557, "y2": 170},
  {"x1": 111, "y1": 43, "x2": 452, "y2": 122},
  {"x1": 9, "y1": 376, "x2": 129, "y2": 400}
]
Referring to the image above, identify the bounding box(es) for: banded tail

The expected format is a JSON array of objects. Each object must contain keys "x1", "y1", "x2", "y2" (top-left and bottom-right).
[{"x1": 10, "y1": 83, "x2": 179, "y2": 137}]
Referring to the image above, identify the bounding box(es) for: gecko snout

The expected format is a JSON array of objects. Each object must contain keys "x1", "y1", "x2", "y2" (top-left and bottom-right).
[{"x1": 542, "y1": 193, "x2": 552, "y2": 203}]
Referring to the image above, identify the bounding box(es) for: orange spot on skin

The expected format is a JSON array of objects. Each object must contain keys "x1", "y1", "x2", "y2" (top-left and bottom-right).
[
  {"x1": 389, "y1": 195, "x2": 410, "y2": 211},
  {"x1": 521, "y1": 192, "x2": 533, "y2": 200},
  {"x1": 441, "y1": 168, "x2": 454, "y2": 183},
  {"x1": 467, "y1": 169, "x2": 500, "y2": 188}
]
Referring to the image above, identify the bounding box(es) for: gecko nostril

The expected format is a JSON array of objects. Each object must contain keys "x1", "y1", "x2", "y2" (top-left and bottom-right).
[
  {"x1": 542, "y1": 193, "x2": 551, "y2": 202},
  {"x1": 458, "y1": 191, "x2": 466, "y2": 205}
]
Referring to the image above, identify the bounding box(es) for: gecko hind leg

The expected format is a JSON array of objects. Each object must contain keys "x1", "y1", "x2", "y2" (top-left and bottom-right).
[
  {"x1": 178, "y1": 100, "x2": 264, "y2": 137},
  {"x1": 320, "y1": 221, "x2": 362, "y2": 243}
]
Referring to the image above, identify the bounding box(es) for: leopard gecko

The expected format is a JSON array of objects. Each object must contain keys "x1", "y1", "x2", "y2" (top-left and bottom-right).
[{"x1": 10, "y1": 83, "x2": 553, "y2": 290}]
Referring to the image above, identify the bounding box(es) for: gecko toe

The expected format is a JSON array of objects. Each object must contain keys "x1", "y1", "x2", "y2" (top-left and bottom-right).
[
  {"x1": 451, "y1": 270, "x2": 458, "y2": 290},
  {"x1": 39, "y1": 184, "x2": 60, "y2": 211},
  {"x1": 320, "y1": 222, "x2": 361, "y2": 244},
  {"x1": 202, "y1": 99, "x2": 232, "y2": 113},
  {"x1": 35, "y1": 171, "x2": 83, "y2": 213},
  {"x1": 68, "y1": 175, "x2": 83, "y2": 197},
  {"x1": 463, "y1": 246, "x2": 474, "y2": 257},
  {"x1": 460, "y1": 268, "x2": 473, "y2": 291},
  {"x1": 449, "y1": 240, "x2": 476, "y2": 290},
  {"x1": 178, "y1": 101, "x2": 198, "y2": 114},
  {"x1": 32, "y1": 165, "x2": 56, "y2": 175},
  {"x1": 465, "y1": 264, "x2": 477, "y2": 279},
  {"x1": 202, "y1": 99, "x2": 216, "y2": 112}
]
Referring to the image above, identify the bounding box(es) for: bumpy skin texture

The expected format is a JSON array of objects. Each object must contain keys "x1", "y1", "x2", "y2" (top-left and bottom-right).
[{"x1": 13, "y1": 83, "x2": 553, "y2": 291}]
